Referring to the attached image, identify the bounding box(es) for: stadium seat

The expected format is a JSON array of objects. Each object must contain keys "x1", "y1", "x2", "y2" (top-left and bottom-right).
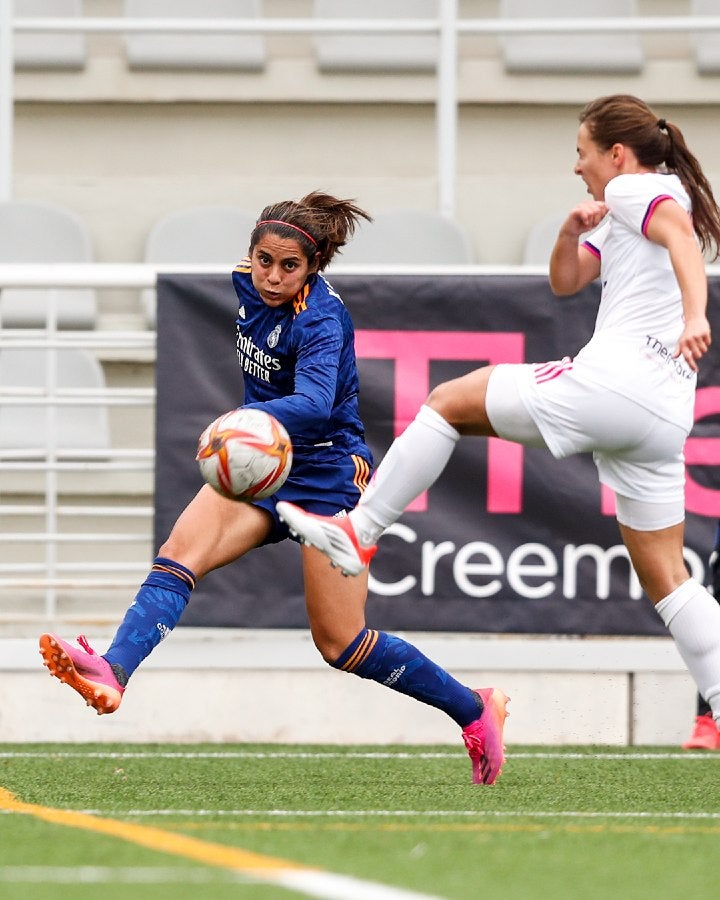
[
  {"x1": 500, "y1": 0, "x2": 644, "y2": 74},
  {"x1": 692, "y1": 0, "x2": 720, "y2": 74},
  {"x1": 329, "y1": 210, "x2": 474, "y2": 265},
  {"x1": 13, "y1": 0, "x2": 86, "y2": 70},
  {"x1": 522, "y1": 213, "x2": 601, "y2": 265},
  {"x1": 0, "y1": 201, "x2": 97, "y2": 329},
  {"x1": 313, "y1": 0, "x2": 439, "y2": 72},
  {"x1": 522, "y1": 214, "x2": 567, "y2": 265},
  {"x1": 142, "y1": 205, "x2": 258, "y2": 326},
  {"x1": 124, "y1": 0, "x2": 266, "y2": 70},
  {"x1": 0, "y1": 348, "x2": 111, "y2": 454}
]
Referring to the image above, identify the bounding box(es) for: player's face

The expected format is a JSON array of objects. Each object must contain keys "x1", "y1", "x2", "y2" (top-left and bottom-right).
[
  {"x1": 574, "y1": 123, "x2": 616, "y2": 201},
  {"x1": 250, "y1": 235, "x2": 319, "y2": 307}
]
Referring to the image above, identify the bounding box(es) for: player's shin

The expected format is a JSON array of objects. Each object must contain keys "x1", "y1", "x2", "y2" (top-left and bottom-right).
[
  {"x1": 103, "y1": 556, "x2": 196, "y2": 681},
  {"x1": 656, "y1": 578, "x2": 720, "y2": 723},
  {"x1": 332, "y1": 627, "x2": 482, "y2": 727}
]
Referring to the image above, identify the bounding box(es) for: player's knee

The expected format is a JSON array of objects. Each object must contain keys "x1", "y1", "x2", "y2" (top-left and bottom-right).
[
  {"x1": 156, "y1": 535, "x2": 207, "y2": 580},
  {"x1": 426, "y1": 381, "x2": 459, "y2": 424},
  {"x1": 158, "y1": 530, "x2": 189, "y2": 562},
  {"x1": 319, "y1": 648, "x2": 338, "y2": 667},
  {"x1": 311, "y1": 631, "x2": 343, "y2": 665},
  {"x1": 311, "y1": 627, "x2": 363, "y2": 667},
  {"x1": 157, "y1": 536, "x2": 179, "y2": 560}
]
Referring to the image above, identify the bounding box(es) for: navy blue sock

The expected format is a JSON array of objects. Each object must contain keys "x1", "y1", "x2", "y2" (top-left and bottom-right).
[
  {"x1": 103, "y1": 557, "x2": 195, "y2": 680},
  {"x1": 332, "y1": 628, "x2": 482, "y2": 728}
]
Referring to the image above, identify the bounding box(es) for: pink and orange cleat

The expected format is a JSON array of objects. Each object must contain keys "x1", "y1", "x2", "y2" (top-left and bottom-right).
[
  {"x1": 39, "y1": 633, "x2": 125, "y2": 715},
  {"x1": 462, "y1": 688, "x2": 510, "y2": 785}
]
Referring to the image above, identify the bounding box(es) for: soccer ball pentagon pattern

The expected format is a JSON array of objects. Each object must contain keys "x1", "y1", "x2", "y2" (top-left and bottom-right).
[{"x1": 196, "y1": 408, "x2": 293, "y2": 501}]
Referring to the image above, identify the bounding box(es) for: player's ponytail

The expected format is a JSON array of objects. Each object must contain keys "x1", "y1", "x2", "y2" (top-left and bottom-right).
[
  {"x1": 660, "y1": 122, "x2": 720, "y2": 260},
  {"x1": 252, "y1": 192, "x2": 372, "y2": 270},
  {"x1": 580, "y1": 94, "x2": 720, "y2": 260}
]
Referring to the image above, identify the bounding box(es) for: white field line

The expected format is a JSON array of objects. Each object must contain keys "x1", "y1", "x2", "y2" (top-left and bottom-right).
[
  {"x1": 0, "y1": 750, "x2": 718, "y2": 761},
  {"x1": 0, "y1": 863, "x2": 440, "y2": 900},
  {"x1": 0, "y1": 866, "x2": 246, "y2": 884},
  {"x1": 2, "y1": 808, "x2": 718, "y2": 821}
]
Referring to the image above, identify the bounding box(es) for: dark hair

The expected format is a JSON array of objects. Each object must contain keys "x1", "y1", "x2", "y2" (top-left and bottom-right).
[
  {"x1": 580, "y1": 94, "x2": 720, "y2": 259},
  {"x1": 250, "y1": 191, "x2": 372, "y2": 270}
]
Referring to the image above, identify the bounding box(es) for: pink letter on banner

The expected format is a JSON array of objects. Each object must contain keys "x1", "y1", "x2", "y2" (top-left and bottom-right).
[
  {"x1": 354, "y1": 330, "x2": 525, "y2": 512},
  {"x1": 601, "y1": 485, "x2": 617, "y2": 517}
]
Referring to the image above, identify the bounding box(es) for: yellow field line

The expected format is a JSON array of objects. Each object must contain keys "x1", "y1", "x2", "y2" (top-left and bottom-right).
[
  {"x1": 0, "y1": 785, "x2": 304, "y2": 874},
  {"x1": 0, "y1": 786, "x2": 439, "y2": 900}
]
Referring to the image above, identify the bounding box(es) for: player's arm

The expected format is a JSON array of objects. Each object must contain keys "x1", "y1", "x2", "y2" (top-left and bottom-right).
[
  {"x1": 644, "y1": 198, "x2": 710, "y2": 372},
  {"x1": 245, "y1": 320, "x2": 342, "y2": 434},
  {"x1": 549, "y1": 201, "x2": 606, "y2": 296}
]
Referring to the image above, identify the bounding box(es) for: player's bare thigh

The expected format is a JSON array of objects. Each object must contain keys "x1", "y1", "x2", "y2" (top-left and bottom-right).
[
  {"x1": 302, "y1": 543, "x2": 369, "y2": 662},
  {"x1": 426, "y1": 364, "x2": 498, "y2": 436},
  {"x1": 159, "y1": 483, "x2": 273, "y2": 578}
]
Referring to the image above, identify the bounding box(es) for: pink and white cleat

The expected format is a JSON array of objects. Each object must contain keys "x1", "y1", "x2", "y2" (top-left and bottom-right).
[
  {"x1": 277, "y1": 501, "x2": 377, "y2": 576},
  {"x1": 39, "y1": 633, "x2": 125, "y2": 715},
  {"x1": 462, "y1": 687, "x2": 510, "y2": 785}
]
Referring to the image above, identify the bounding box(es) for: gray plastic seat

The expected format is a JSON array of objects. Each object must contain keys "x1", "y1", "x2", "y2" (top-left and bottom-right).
[
  {"x1": 0, "y1": 348, "x2": 111, "y2": 454},
  {"x1": 124, "y1": 0, "x2": 266, "y2": 70},
  {"x1": 14, "y1": 0, "x2": 86, "y2": 70},
  {"x1": 142, "y1": 205, "x2": 258, "y2": 326},
  {"x1": 331, "y1": 210, "x2": 474, "y2": 265},
  {"x1": 0, "y1": 201, "x2": 97, "y2": 329},
  {"x1": 522, "y1": 214, "x2": 567, "y2": 265},
  {"x1": 500, "y1": 0, "x2": 644, "y2": 74},
  {"x1": 523, "y1": 213, "x2": 600, "y2": 265},
  {"x1": 692, "y1": 0, "x2": 720, "y2": 74},
  {"x1": 314, "y1": 0, "x2": 439, "y2": 72}
]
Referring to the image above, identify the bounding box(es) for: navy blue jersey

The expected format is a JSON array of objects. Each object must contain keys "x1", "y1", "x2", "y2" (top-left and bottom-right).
[{"x1": 232, "y1": 259, "x2": 369, "y2": 463}]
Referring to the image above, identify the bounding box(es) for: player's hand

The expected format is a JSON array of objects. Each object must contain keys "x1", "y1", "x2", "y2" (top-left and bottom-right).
[
  {"x1": 675, "y1": 315, "x2": 711, "y2": 371},
  {"x1": 561, "y1": 201, "x2": 608, "y2": 237}
]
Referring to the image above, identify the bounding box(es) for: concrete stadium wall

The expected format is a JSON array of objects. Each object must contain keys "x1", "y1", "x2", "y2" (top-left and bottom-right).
[{"x1": 1, "y1": 630, "x2": 697, "y2": 746}]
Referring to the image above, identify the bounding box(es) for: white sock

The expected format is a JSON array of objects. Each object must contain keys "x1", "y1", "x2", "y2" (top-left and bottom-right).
[
  {"x1": 350, "y1": 404, "x2": 460, "y2": 546},
  {"x1": 655, "y1": 578, "x2": 720, "y2": 724}
]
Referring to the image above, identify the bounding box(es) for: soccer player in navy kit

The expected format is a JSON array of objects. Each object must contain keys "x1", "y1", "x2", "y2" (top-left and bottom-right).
[{"x1": 39, "y1": 191, "x2": 508, "y2": 785}]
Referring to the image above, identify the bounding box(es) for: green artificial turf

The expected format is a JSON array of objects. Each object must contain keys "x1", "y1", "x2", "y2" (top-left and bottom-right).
[{"x1": 0, "y1": 743, "x2": 718, "y2": 900}]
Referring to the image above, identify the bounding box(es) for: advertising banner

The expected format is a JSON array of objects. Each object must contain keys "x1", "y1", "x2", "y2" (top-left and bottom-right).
[{"x1": 156, "y1": 273, "x2": 720, "y2": 635}]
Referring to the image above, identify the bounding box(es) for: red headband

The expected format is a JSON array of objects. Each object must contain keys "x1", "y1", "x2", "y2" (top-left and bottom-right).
[{"x1": 256, "y1": 219, "x2": 318, "y2": 247}]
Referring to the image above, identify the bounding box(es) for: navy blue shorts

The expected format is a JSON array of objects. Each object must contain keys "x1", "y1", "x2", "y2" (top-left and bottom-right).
[{"x1": 254, "y1": 450, "x2": 373, "y2": 545}]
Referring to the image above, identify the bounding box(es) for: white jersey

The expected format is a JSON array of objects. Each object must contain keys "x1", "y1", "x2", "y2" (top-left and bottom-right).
[{"x1": 574, "y1": 171, "x2": 696, "y2": 432}]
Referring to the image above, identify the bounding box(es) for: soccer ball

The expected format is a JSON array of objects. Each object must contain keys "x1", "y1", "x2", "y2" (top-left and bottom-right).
[{"x1": 196, "y1": 408, "x2": 293, "y2": 501}]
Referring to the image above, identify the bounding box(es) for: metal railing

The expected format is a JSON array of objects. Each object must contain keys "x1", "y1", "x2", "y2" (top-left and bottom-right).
[{"x1": 0, "y1": 265, "x2": 163, "y2": 622}]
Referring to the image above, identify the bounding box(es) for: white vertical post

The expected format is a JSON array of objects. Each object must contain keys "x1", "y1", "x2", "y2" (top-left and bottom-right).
[
  {"x1": 44, "y1": 290, "x2": 59, "y2": 620},
  {"x1": 0, "y1": 0, "x2": 13, "y2": 201},
  {"x1": 436, "y1": 0, "x2": 458, "y2": 219}
]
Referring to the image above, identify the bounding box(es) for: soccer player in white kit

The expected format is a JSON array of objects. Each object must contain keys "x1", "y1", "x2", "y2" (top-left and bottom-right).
[{"x1": 278, "y1": 94, "x2": 720, "y2": 732}]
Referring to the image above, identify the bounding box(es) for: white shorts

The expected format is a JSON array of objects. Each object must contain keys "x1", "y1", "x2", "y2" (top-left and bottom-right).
[{"x1": 485, "y1": 363, "x2": 688, "y2": 531}]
